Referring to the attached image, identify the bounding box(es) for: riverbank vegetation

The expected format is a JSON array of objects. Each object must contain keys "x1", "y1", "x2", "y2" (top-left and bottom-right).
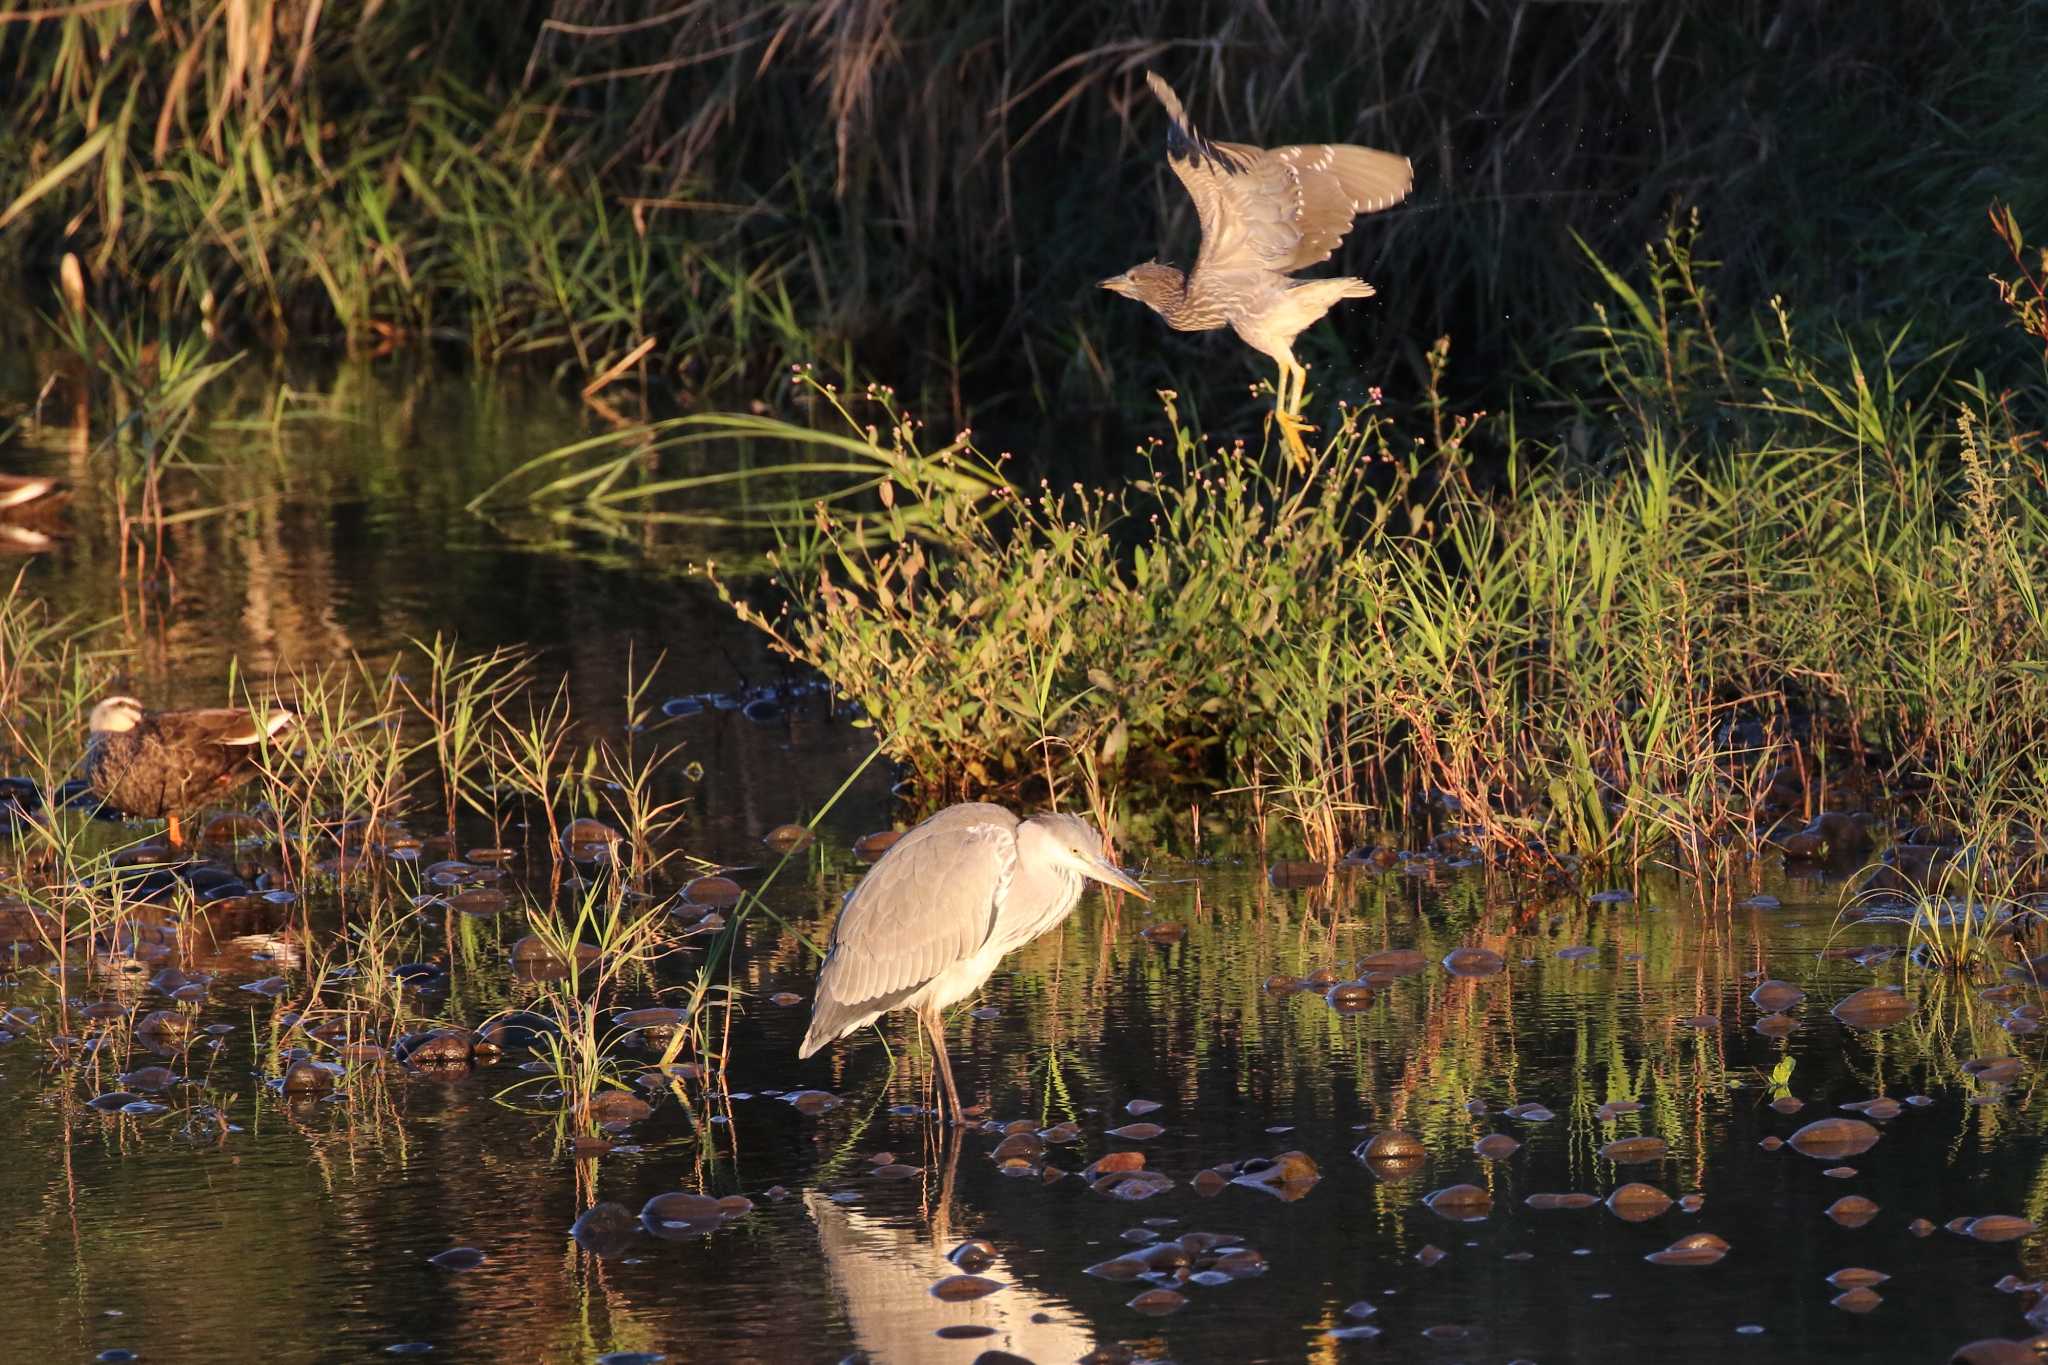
[
  {"x1": 4, "y1": 1, "x2": 2043, "y2": 429},
  {"x1": 711, "y1": 214, "x2": 2048, "y2": 898}
]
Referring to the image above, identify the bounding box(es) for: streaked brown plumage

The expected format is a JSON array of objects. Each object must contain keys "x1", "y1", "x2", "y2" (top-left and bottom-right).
[
  {"x1": 1102, "y1": 72, "x2": 1412, "y2": 461},
  {"x1": 84, "y1": 695, "x2": 295, "y2": 846}
]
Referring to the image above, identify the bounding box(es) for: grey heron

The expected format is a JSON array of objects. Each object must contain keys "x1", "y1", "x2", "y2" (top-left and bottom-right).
[{"x1": 799, "y1": 803, "x2": 1149, "y2": 1119}]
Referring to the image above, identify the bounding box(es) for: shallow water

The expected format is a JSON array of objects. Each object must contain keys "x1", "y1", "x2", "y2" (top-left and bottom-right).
[{"x1": 3, "y1": 365, "x2": 2046, "y2": 1364}]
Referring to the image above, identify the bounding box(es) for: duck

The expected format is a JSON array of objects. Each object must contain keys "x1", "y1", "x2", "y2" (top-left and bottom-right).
[{"x1": 84, "y1": 696, "x2": 296, "y2": 847}]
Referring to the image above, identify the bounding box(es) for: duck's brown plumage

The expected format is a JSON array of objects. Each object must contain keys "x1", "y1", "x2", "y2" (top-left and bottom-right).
[{"x1": 84, "y1": 697, "x2": 294, "y2": 839}]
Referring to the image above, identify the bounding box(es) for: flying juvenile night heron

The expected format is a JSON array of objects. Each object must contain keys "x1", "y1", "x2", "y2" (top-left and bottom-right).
[
  {"x1": 1101, "y1": 72, "x2": 1413, "y2": 463},
  {"x1": 799, "y1": 803, "x2": 1149, "y2": 1121},
  {"x1": 85, "y1": 696, "x2": 296, "y2": 847}
]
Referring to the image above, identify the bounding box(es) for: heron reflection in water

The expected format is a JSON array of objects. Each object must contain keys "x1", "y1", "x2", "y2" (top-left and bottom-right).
[{"x1": 799, "y1": 803, "x2": 1149, "y2": 1120}]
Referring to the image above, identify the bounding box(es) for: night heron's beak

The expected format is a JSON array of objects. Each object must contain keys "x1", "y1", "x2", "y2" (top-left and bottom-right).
[
  {"x1": 1098, "y1": 275, "x2": 1125, "y2": 292},
  {"x1": 1087, "y1": 857, "x2": 1151, "y2": 901}
]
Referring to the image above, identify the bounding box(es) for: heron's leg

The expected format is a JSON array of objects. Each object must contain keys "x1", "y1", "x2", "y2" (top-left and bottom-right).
[
  {"x1": 919, "y1": 1003, "x2": 962, "y2": 1123},
  {"x1": 165, "y1": 811, "x2": 183, "y2": 849}
]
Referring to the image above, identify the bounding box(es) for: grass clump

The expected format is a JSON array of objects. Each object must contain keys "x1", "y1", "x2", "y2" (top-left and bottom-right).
[{"x1": 712, "y1": 213, "x2": 2048, "y2": 873}]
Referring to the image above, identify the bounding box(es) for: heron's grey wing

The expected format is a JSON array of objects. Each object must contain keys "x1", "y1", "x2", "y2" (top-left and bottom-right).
[
  {"x1": 1207, "y1": 140, "x2": 1413, "y2": 273},
  {"x1": 800, "y1": 814, "x2": 1019, "y2": 1054}
]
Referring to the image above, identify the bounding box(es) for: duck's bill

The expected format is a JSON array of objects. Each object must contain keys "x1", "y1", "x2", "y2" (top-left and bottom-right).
[{"x1": 1088, "y1": 858, "x2": 1151, "y2": 901}]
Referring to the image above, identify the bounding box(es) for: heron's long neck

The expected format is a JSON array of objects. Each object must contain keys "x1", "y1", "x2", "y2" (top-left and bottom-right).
[{"x1": 999, "y1": 854, "x2": 1083, "y2": 953}]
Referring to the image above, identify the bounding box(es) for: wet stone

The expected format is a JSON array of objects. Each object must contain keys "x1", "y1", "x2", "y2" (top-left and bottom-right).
[
  {"x1": 1964, "y1": 1057, "x2": 2026, "y2": 1086},
  {"x1": 1606, "y1": 1184, "x2": 1673, "y2": 1222},
  {"x1": 1833, "y1": 985, "x2": 1914, "y2": 1029},
  {"x1": 1126, "y1": 1288, "x2": 1187, "y2": 1316},
  {"x1": 1424, "y1": 1184, "x2": 1493, "y2": 1221},
  {"x1": 428, "y1": 1247, "x2": 486, "y2": 1271},
  {"x1": 1474, "y1": 1133, "x2": 1521, "y2": 1160},
  {"x1": 1267, "y1": 861, "x2": 1327, "y2": 888},
  {"x1": 1644, "y1": 1232, "x2": 1730, "y2": 1267},
  {"x1": 682, "y1": 875, "x2": 743, "y2": 908},
  {"x1": 1600, "y1": 1136, "x2": 1667, "y2": 1165},
  {"x1": 948, "y1": 1240, "x2": 996, "y2": 1271},
  {"x1": 1526, "y1": 1193, "x2": 1600, "y2": 1211},
  {"x1": 1443, "y1": 946, "x2": 1507, "y2": 977},
  {"x1": 1826, "y1": 1196, "x2": 1881, "y2": 1229},
  {"x1": 1788, "y1": 1117, "x2": 1882, "y2": 1160},
  {"x1": 762, "y1": 823, "x2": 814, "y2": 853},
  {"x1": 1963, "y1": 1215, "x2": 2037, "y2": 1244},
  {"x1": 1359, "y1": 948, "x2": 1428, "y2": 976},
  {"x1": 1750, "y1": 980, "x2": 1806, "y2": 1011},
  {"x1": 852, "y1": 831, "x2": 902, "y2": 861},
  {"x1": 1231, "y1": 1151, "x2": 1321, "y2": 1199},
  {"x1": 930, "y1": 1275, "x2": 1002, "y2": 1301}
]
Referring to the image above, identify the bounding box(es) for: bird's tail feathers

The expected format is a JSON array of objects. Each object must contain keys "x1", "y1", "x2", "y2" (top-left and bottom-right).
[
  {"x1": 222, "y1": 708, "x2": 299, "y2": 746},
  {"x1": 1289, "y1": 276, "x2": 1377, "y2": 303},
  {"x1": 799, "y1": 1003, "x2": 873, "y2": 1058}
]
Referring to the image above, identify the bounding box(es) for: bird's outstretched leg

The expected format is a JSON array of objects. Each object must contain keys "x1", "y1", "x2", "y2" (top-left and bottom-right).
[
  {"x1": 165, "y1": 811, "x2": 184, "y2": 850},
  {"x1": 1272, "y1": 357, "x2": 1313, "y2": 467},
  {"x1": 919, "y1": 1003, "x2": 962, "y2": 1124}
]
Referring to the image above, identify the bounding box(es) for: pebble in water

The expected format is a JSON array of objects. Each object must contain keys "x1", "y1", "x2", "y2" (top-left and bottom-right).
[
  {"x1": 1832, "y1": 985, "x2": 1914, "y2": 1029},
  {"x1": 762, "y1": 824, "x2": 814, "y2": 853},
  {"x1": 1644, "y1": 1232, "x2": 1730, "y2": 1266},
  {"x1": 1749, "y1": 980, "x2": 1805, "y2": 1011},
  {"x1": 1599, "y1": 1136, "x2": 1667, "y2": 1165},
  {"x1": 1126, "y1": 1288, "x2": 1187, "y2": 1316},
  {"x1": 1787, "y1": 1117, "x2": 1882, "y2": 1160},
  {"x1": 1424, "y1": 1185, "x2": 1493, "y2": 1222},
  {"x1": 1356, "y1": 1129, "x2": 1426, "y2": 1182},
  {"x1": 1606, "y1": 1184, "x2": 1673, "y2": 1222},
  {"x1": 1443, "y1": 946, "x2": 1507, "y2": 977},
  {"x1": 930, "y1": 1275, "x2": 1002, "y2": 1301}
]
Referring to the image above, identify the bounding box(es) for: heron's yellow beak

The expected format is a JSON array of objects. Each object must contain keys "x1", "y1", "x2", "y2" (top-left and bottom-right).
[{"x1": 1087, "y1": 858, "x2": 1151, "y2": 901}]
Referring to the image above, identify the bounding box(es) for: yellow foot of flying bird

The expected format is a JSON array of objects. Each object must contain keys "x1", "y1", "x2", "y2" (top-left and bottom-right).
[{"x1": 1274, "y1": 409, "x2": 1315, "y2": 467}]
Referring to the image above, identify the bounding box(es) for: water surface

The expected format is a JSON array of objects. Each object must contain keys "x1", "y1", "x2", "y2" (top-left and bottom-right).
[{"x1": 2, "y1": 364, "x2": 2044, "y2": 1364}]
